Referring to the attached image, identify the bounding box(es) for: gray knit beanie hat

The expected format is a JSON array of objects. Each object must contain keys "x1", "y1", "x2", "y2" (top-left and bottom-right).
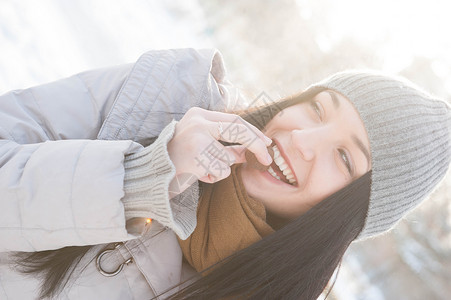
[{"x1": 308, "y1": 70, "x2": 451, "y2": 239}]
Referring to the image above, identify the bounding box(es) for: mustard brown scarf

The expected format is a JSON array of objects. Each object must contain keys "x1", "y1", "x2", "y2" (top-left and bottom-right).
[{"x1": 178, "y1": 164, "x2": 275, "y2": 272}]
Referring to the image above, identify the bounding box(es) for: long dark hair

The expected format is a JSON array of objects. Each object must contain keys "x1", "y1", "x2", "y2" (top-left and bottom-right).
[
  {"x1": 164, "y1": 171, "x2": 371, "y2": 300},
  {"x1": 13, "y1": 87, "x2": 372, "y2": 299}
]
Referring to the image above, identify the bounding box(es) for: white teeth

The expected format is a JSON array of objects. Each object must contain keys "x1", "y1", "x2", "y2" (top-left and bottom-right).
[
  {"x1": 270, "y1": 144, "x2": 298, "y2": 185},
  {"x1": 279, "y1": 162, "x2": 288, "y2": 171},
  {"x1": 274, "y1": 156, "x2": 284, "y2": 165},
  {"x1": 268, "y1": 166, "x2": 281, "y2": 180},
  {"x1": 282, "y1": 165, "x2": 292, "y2": 176}
]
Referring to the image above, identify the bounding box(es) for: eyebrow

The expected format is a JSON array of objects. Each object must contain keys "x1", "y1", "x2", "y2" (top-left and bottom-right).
[
  {"x1": 327, "y1": 90, "x2": 371, "y2": 170},
  {"x1": 352, "y1": 135, "x2": 371, "y2": 170},
  {"x1": 326, "y1": 90, "x2": 340, "y2": 109}
]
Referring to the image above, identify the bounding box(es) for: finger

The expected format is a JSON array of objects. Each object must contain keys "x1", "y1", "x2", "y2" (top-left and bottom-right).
[
  {"x1": 205, "y1": 141, "x2": 237, "y2": 168},
  {"x1": 224, "y1": 145, "x2": 247, "y2": 164},
  {"x1": 197, "y1": 155, "x2": 231, "y2": 184},
  {"x1": 202, "y1": 111, "x2": 272, "y2": 146},
  {"x1": 197, "y1": 146, "x2": 231, "y2": 178},
  {"x1": 197, "y1": 139, "x2": 238, "y2": 166},
  {"x1": 208, "y1": 121, "x2": 272, "y2": 166},
  {"x1": 195, "y1": 141, "x2": 237, "y2": 182},
  {"x1": 196, "y1": 141, "x2": 245, "y2": 169}
]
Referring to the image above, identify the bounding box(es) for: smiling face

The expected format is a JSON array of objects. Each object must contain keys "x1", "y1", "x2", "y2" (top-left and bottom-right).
[{"x1": 240, "y1": 90, "x2": 372, "y2": 219}]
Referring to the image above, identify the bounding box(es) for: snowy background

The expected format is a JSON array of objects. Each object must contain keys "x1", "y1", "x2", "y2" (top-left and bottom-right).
[{"x1": 1, "y1": 0, "x2": 450, "y2": 299}]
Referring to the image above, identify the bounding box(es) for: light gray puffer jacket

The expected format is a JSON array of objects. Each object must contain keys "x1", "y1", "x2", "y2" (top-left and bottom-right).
[{"x1": 0, "y1": 48, "x2": 243, "y2": 299}]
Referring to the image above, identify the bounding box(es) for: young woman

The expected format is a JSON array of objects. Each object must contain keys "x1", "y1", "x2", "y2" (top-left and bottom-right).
[{"x1": 0, "y1": 48, "x2": 449, "y2": 299}]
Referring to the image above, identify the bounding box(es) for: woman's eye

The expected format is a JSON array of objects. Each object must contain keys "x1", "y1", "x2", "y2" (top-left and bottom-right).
[
  {"x1": 310, "y1": 101, "x2": 323, "y2": 120},
  {"x1": 338, "y1": 149, "x2": 353, "y2": 175}
]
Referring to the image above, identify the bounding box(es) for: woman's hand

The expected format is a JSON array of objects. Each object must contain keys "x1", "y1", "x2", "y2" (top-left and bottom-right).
[{"x1": 167, "y1": 107, "x2": 273, "y2": 187}]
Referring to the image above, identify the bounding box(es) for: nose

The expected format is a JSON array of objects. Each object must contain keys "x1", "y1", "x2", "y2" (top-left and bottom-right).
[{"x1": 291, "y1": 129, "x2": 316, "y2": 162}]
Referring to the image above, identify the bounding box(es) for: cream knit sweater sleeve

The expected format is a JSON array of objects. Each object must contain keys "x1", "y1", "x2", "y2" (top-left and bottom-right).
[{"x1": 120, "y1": 120, "x2": 199, "y2": 240}]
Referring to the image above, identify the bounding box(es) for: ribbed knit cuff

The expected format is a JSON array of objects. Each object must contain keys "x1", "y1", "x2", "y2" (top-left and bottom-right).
[{"x1": 121, "y1": 119, "x2": 199, "y2": 239}]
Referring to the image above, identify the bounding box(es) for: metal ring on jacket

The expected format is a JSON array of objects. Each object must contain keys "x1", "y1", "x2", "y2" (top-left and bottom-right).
[{"x1": 96, "y1": 243, "x2": 133, "y2": 277}]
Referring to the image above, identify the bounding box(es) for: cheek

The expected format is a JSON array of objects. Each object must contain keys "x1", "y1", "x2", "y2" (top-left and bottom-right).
[{"x1": 304, "y1": 167, "x2": 348, "y2": 206}]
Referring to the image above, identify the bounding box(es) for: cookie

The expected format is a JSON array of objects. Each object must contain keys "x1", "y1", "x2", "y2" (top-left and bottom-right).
[{"x1": 245, "y1": 146, "x2": 274, "y2": 171}]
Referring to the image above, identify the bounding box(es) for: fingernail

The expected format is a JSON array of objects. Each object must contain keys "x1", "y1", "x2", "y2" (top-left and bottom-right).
[{"x1": 264, "y1": 136, "x2": 272, "y2": 146}]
